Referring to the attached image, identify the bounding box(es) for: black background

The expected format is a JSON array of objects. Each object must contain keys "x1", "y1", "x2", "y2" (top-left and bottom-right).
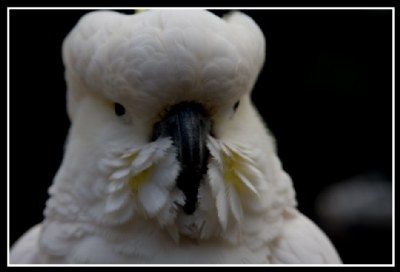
[{"x1": 9, "y1": 9, "x2": 393, "y2": 264}]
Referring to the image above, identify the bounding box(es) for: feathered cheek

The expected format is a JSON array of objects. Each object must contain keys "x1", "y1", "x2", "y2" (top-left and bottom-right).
[
  {"x1": 206, "y1": 136, "x2": 263, "y2": 230},
  {"x1": 98, "y1": 138, "x2": 184, "y2": 224}
]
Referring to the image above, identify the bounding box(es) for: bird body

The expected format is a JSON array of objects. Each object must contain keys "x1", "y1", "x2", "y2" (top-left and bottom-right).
[{"x1": 10, "y1": 9, "x2": 341, "y2": 264}]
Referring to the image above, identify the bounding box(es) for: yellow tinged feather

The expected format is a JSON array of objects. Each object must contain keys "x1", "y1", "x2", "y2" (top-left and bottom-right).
[
  {"x1": 129, "y1": 167, "x2": 151, "y2": 194},
  {"x1": 223, "y1": 152, "x2": 247, "y2": 194}
]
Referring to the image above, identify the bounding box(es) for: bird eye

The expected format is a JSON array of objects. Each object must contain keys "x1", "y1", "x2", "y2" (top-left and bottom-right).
[
  {"x1": 114, "y1": 103, "x2": 126, "y2": 116},
  {"x1": 233, "y1": 100, "x2": 240, "y2": 111}
]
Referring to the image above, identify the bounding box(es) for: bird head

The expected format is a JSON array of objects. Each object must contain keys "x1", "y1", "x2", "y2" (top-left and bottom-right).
[{"x1": 51, "y1": 9, "x2": 295, "y2": 244}]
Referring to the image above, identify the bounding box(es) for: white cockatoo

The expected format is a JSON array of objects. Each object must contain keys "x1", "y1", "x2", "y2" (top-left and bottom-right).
[{"x1": 10, "y1": 9, "x2": 342, "y2": 264}]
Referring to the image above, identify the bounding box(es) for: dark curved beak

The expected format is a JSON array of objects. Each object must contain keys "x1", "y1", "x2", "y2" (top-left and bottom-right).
[{"x1": 151, "y1": 102, "x2": 211, "y2": 215}]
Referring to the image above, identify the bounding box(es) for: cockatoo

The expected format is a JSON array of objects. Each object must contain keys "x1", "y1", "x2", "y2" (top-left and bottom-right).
[{"x1": 10, "y1": 9, "x2": 342, "y2": 264}]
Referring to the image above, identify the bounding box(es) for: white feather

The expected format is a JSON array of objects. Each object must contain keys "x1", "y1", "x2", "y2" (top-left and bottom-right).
[
  {"x1": 109, "y1": 167, "x2": 130, "y2": 180},
  {"x1": 269, "y1": 208, "x2": 342, "y2": 264},
  {"x1": 216, "y1": 190, "x2": 229, "y2": 230},
  {"x1": 106, "y1": 179, "x2": 127, "y2": 194},
  {"x1": 227, "y1": 185, "x2": 243, "y2": 223},
  {"x1": 234, "y1": 170, "x2": 259, "y2": 196},
  {"x1": 105, "y1": 187, "x2": 131, "y2": 213},
  {"x1": 139, "y1": 183, "x2": 168, "y2": 216}
]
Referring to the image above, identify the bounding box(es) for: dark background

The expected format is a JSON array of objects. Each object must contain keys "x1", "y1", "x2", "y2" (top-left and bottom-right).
[{"x1": 9, "y1": 9, "x2": 393, "y2": 264}]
